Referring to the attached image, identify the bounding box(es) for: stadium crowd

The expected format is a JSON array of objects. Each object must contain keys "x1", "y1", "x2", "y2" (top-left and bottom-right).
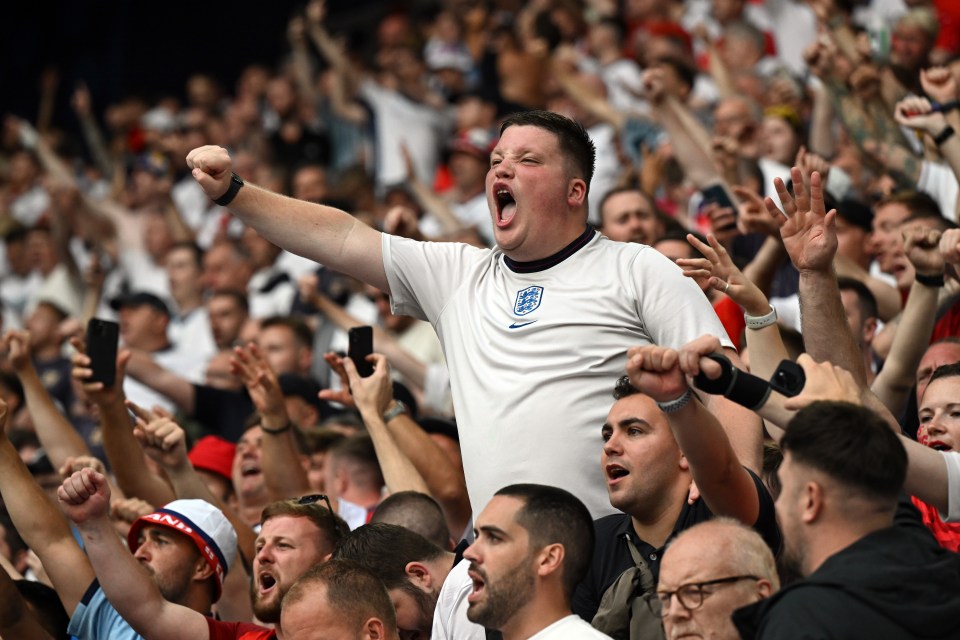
[{"x1": 2, "y1": 0, "x2": 960, "y2": 637}]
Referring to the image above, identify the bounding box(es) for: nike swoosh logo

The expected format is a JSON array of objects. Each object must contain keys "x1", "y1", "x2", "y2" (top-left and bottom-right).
[{"x1": 508, "y1": 320, "x2": 538, "y2": 329}]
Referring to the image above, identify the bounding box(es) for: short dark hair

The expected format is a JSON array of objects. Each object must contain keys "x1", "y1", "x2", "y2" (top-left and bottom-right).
[
  {"x1": 329, "y1": 435, "x2": 384, "y2": 491},
  {"x1": 837, "y1": 277, "x2": 878, "y2": 323},
  {"x1": 210, "y1": 288, "x2": 250, "y2": 314},
  {"x1": 260, "y1": 498, "x2": 350, "y2": 552},
  {"x1": 370, "y1": 491, "x2": 451, "y2": 549},
  {"x1": 780, "y1": 402, "x2": 906, "y2": 505},
  {"x1": 879, "y1": 190, "x2": 943, "y2": 221},
  {"x1": 334, "y1": 523, "x2": 446, "y2": 591},
  {"x1": 493, "y1": 484, "x2": 595, "y2": 599},
  {"x1": 612, "y1": 375, "x2": 640, "y2": 400},
  {"x1": 260, "y1": 315, "x2": 313, "y2": 350},
  {"x1": 283, "y1": 559, "x2": 397, "y2": 631},
  {"x1": 500, "y1": 111, "x2": 596, "y2": 190},
  {"x1": 167, "y1": 241, "x2": 204, "y2": 270}
]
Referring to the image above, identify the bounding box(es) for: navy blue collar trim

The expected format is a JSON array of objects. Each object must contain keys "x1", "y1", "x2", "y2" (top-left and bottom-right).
[{"x1": 503, "y1": 226, "x2": 595, "y2": 274}]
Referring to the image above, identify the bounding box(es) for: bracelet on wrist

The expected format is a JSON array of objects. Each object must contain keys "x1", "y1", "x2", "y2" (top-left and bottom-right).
[
  {"x1": 383, "y1": 400, "x2": 407, "y2": 422},
  {"x1": 261, "y1": 419, "x2": 293, "y2": 435},
  {"x1": 934, "y1": 125, "x2": 955, "y2": 147},
  {"x1": 656, "y1": 388, "x2": 693, "y2": 414},
  {"x1": 744, "y1": 305, "x2": 778, "y2": 330},
  {"x1": 213, "y1": 173, "x2": 245, "y2": 206},
  {"x1": 915, "y1": 272, "x2": 945, "y2": 288}
]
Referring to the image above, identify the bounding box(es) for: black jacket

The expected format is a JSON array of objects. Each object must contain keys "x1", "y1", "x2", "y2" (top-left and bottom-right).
[{"x1": 734, "y1": 498, "x2": 960, "y2": 639}]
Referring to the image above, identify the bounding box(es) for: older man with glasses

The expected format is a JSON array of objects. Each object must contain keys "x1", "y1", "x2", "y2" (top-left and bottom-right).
[{"x1": 656, "y1": 518, "x2": 779, "y2": 640}]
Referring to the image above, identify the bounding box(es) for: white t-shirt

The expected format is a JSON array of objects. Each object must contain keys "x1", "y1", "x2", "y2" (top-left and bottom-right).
[
  {"x1": 528, "y1": 615, "x2": 613, "y2": 639},
  {"x1": 943, "y1": 451, "x2": 960, "y2": 523},
  {"x1": 917, "y1": 161, "x2": 959, "y2": 224},
  {"x1": 383, "y1": 231, "x2": 732, "y2": 517},
  {"x1": 432, "y1": 559, "x2": 486, "y2": 640}
]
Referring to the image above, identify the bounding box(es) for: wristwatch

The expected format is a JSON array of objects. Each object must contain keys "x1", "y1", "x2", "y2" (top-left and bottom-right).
[{"x1": 214, "y1": 173, "x2": 244, "y2": 206}]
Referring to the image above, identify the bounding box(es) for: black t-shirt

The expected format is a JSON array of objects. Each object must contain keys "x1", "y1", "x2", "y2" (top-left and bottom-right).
[
  {"x1": 572, "y1": 468, "x2": 781, "y2": 622},
  {"x1": 192, "y1": 384, "x2": 255, "y2": 442}
]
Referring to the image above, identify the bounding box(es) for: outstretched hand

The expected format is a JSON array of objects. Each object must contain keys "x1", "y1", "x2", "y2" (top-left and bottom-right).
[
  {"x1": 58, "y1": 468, "x2": 112, "y2": 526},
  {"x1": 765, "y1": 168, "x2": 838, "y2": 273},
  {"x1": 231, "y1": 343, "x2": 288, "y2": 427},
  {"x1": 677, "y1": 233, "x2": 770, "y2": 315}
]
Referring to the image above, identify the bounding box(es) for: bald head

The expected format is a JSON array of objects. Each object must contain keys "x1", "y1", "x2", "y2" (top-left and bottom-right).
[{"x1": 658, "y1": 519, "x2": 778, "y2": 640}]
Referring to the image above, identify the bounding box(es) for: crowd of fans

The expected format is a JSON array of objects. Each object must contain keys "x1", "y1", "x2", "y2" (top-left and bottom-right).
[{"x1": 2, "y1": 0, "x2": 960, "y2": 637}]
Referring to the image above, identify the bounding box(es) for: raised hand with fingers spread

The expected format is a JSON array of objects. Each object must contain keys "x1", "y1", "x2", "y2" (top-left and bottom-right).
[
  {"x1": 765, "y1": 168, "x2": 838, "y2": 273},
  {"x1": 677, "y1": 233, "x2": 770, "y2": 316},
  {"x1": 231, "y1": 343, "x2": 289, "y2": 432}
]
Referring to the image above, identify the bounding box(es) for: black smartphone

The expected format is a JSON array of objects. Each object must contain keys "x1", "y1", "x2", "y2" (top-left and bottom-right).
[
  {"x1": 348, "y1": 326, "x2": 374, "y2": 377},
  {"x1": 700, "y1": 184, "x2": 737, "y2": 213},
  {"x1": 86, "y1": 318, "x2": 119, "y2": 387}
]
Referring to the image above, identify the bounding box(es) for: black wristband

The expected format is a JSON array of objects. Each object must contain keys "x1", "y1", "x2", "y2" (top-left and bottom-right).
[
  {"x1": 915, "y1": 272, "x2": 945, "y2": 288},
  {"x1": 934, "y1": 125, "x2": 955, "y2": 147},
  {"x1": 213, "y1": 173, "x2": 244, "y2": 206},
  {"x1": 261, "y1": 420, "x2": 293, "y2": 435},
  {"x1": 692, "y1": 353, "x2": 772, "y2": 410}
]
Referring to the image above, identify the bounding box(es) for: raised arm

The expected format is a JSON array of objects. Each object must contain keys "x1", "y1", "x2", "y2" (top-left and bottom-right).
[
  {"x1": 342, "y1": 354, "x2": 430, "y2": 494},
  {"x1": 1, "y1": 330, "x2": 90, "y2": 469},
  {"x1": 231, "y1": 343, "x2": 310, "y2": 500},
  {"x1": 186, "y1": 146, "x2": 388, "y2": 291},
  {"x1": 58, "y1": 469, "x2": 210, "y2": 640},
  {"x1": 0, "y1": 400, "x2": 95, "y2": 616},
  {"x1": 321, "y1": 354, "x2": 471, "y2": 536},
  {"x1": 626, "y1": 337, "x2": 760, "y2": 524},
  {"x1": 128, "y1": 403, "x2": 257, "y2": 575},
  {"x1": 71, "y1": 339, "x2": 176, "y2": 506},
  {"x1": 123, "y1": 349, "x2": 196, "y2": 414},
  {"x1": 870, "y1": 228, "x2": 943, "y2": 414}
]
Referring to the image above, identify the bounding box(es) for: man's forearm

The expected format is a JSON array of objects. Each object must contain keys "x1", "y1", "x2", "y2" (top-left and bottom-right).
[
  {"x1": 18, "y1": 366, "x2": 90, "y2": 469},
  {"x1": 99, "y1": 400, "x2": 176, "y2": 506},
  {"x1": 225, "y1": 184, "x2": 390, "y2": 292},
  {"x1": 799, "y1": 268, "x2": 867, "y2": 385}
]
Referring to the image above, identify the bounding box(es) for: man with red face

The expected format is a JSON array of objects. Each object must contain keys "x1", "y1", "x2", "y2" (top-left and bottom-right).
[{"x1": 187, "y1": 110, "x2": 759, "y2": 521}]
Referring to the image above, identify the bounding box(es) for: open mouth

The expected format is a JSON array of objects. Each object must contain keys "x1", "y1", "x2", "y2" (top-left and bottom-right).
[
  {"x1": 494, "y1": 186, "x2": 517, "y2": 225},
  {"x1": 606, "y1": 464, "x2": 629, "y2": 481},
  {"x1": 258, "y1": 573, "x2": 277, "y2": 594},
  {"x1": 241, "y1": 462, "x2": 262, "y2": 477},
  {"x1": 929, "y1": 441, "x2": 952, "y2": 452},
  {"x1": 467, "y1": 567, "x2": 486, "y2": 602}
]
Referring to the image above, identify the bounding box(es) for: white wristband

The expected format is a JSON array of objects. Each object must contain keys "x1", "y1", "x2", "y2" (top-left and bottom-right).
[{"x1": 745, "y1": 305, "x2": 777, "y2": 330}]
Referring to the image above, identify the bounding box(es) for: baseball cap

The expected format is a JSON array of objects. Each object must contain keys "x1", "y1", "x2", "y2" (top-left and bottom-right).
[
  {"x1": 188, "y1": 436, "x2": 236, "y2": 482},
  {"x1": 109, "y1": 291, "x2": 170, "y2": 316},
  {"x1": 836, "y1": 198, "x2": 874, "y2": 233},
  {"x1": 127, "y1": 499, "x2": 238, "y2": 600}
]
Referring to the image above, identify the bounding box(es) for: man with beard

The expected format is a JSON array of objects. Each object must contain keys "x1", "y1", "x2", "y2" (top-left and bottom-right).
[
  {"x1": 59, "y1": 471, "x2": 348, "y2": 640},
  {"x1": 334, "y1": 523, "x2": 484, "y2": 640},
  {"x1": 0, "y1": 399, "x2": 237, "y2": 640},
  {"x1": 733, "y1": 402, "x2": 960, "y2": 639},
  {"x1": 463, "y1": 484, "x2": 612, "y2": 639}
]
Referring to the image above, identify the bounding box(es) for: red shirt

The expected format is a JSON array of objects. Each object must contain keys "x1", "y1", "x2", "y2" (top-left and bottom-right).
[
  {"x1": 912, "y1": 495, "x2": 960, "y2": 552},
  {"x1": 206, "y1": 618, "x2": 276, "y2": 640}
]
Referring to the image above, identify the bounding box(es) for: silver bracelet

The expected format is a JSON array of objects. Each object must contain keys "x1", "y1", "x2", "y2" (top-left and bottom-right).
[
  {"x1": 744, "y1": 305, "x2": 777, "y2": 330},
  {"x1": 656, "y1": 388, "x2": 693, "y2": 414},
  {"x1": 383, "y1": 400, "x2": 407, "y2": 422}
]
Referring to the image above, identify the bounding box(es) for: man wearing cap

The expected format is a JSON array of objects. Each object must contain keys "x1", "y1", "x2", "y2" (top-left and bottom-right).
[
  {"x1": 111, "y1": 290, "x2": 207, "y2": 413},
  {"x1": 60, "y1": 468, "x2": 349, "y2": 640},
  {"x1": 0, "y1": 404, "x2": 238, "y2": 640},
  {"x1": 189, "y1": 436, "x2": 237, "y2": 503}
]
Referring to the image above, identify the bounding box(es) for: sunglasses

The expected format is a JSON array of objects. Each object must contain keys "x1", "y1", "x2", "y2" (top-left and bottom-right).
[{"x1": 293, "y1": 494, "x2": 333, "y2": 513}]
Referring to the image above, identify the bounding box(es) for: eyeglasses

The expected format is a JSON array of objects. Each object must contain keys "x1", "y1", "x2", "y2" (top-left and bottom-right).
[
  {"x1": 293, "y1": 494, "x2": 333, "y2": 513},
  {"x1": 654, "y1": 575, "x2": 760, "y2": 617}
]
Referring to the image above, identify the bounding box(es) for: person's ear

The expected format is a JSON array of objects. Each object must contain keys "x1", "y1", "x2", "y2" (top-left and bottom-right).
[
  {"x1": 536, "y1": 543, "x2": 565, "y2": 579},
  {"x1": 405, "y1": 561, "x2": 434, "y2": 590},
  {"x1": 362, "y1": 617, "x2": 387, "y2": 639},
  {"x1": 567, "y1": 178, "x2": 587, "y2": 208},
  {"x1": 801, "y1": 481, "x2": 823, "y2": 524}
]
